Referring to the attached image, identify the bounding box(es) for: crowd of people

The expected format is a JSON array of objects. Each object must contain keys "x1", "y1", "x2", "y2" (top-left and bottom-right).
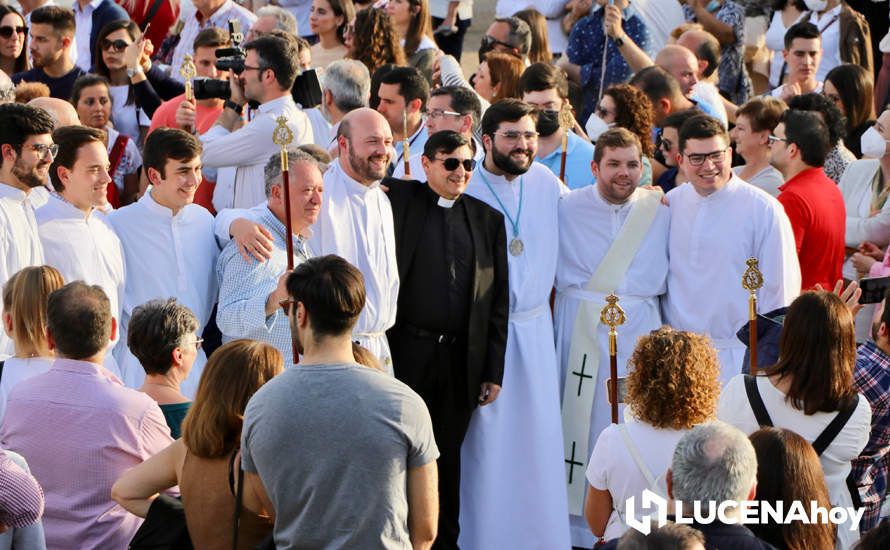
[{"x1": 0, "y1": 0, "x2": 889, "y2": 549}]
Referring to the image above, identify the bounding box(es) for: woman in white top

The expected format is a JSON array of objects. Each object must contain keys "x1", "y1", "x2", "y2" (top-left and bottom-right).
[
  {"x1": 730, "y1": 96, "x2": 787, "y2": 197},
  {"x1": 386, "y1": 0, "x2": 437, "y2": 83},
  {"x1": 718, "y1": 291, "x2": 872, "y2": 550},
  {"x1": 765, "y1": 1, "x2": 807, "y2": 89},
  {"x1": 309, "y1": 0, "x2": 354, "y2": 71},
  {"x1": 584, "y1": 327, "x2": 722, "y2": 543},
  {"x1": 0, "y1": 266, "x2": 64, "y2": 422}
]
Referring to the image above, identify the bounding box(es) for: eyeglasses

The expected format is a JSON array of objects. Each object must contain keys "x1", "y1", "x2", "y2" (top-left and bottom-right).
[
  {"x1": 434, "y1": 157, "x2": 476, "y2": 171},
  {"x1": 767, "y1": 135, "x2": 788, "y2": 144},
  {"x1": 481, "y1": 35, "x2": 514, "y2": 50},
  {"x1": 683, "y1": 148, "x2": 728, "y2": 166},
  {"x1": 493, "y1": 130, "x2": 539, "y2": 142},
  {"x1": 423, "y1": 108, "x2": 463, "y2": 119},
  {"x1": 241, "y1": 65, "x2": 266, "y2": 73},
  {"x1": 659, "y1": 138, "x2": 673, "y2": 151},
  {"x1": 0, "y1": 25, "x2": 26, "y2": 39},
  {"x1": 186, "y1": 337, "x2": 204, "y2": 350},
  {"x1": 100, "y1": 39, "x2": 130, "y2": 52},
  {"x1": 30, "y1": 143, "x2": 58, "y2": 158},
  {"x1": 280, "y1": 298, "x2": 297, "y2": 317}
]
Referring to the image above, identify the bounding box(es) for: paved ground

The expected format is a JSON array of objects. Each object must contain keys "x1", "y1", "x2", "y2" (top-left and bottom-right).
[{"x1": 458, "y1": 2, "x2": 496, "y2": 81}]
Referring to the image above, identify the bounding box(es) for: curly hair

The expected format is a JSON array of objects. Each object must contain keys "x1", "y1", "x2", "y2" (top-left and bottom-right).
[
  {"x1": 349, "y1": 8, "x2": 406, "y2": 76},
  {"x1": 625, "y1": 327, "x2": 720, "y2": 429},
  {"x1": 603, "y1": 84, "x2": 655, "y2": 157}
]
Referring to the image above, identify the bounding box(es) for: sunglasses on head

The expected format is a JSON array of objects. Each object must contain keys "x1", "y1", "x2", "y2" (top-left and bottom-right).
[
  {"x1": 0, "y1": 25, "x2": 26, "y2": 39},
  {"x1": 435, "y1": 157, "x2": 476, "y2": 171},
  {"x1": 100, "y1": 39, "x2": 130, "y2": 52}
]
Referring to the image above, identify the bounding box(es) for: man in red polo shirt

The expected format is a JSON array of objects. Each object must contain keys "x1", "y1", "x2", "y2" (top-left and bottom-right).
[{"x1": 769, "y1": 109, "x2": 846, "y2": 290}]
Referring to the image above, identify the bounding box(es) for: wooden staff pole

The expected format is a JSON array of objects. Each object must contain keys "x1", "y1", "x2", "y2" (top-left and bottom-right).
[
  {"x1": 402, "y1": 110, "x2": 411, "y2": 178},
  {"x1": 273, "y1": 116, "x2": 298, "y2": 365},
  {"x1": 600, "y1": 294, "x2": 626, "y2": 424},
  {"x1": 742, "y1": 258, "x2": 764, "y2": 375}
]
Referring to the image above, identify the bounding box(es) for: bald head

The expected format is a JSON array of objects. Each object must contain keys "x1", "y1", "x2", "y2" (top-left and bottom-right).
[
  {"x1": 336, "y1": 108, "x2": 393, "y2": 185},
  {"x1": 677, "y1": 30, "x2": 721, "y2": 79},
  {"x1": 28, "y1": 97, "x2": 80, "y2": 129},
  {"x1": 656, "y1": 45, "x2": 699, "y2": 96}
]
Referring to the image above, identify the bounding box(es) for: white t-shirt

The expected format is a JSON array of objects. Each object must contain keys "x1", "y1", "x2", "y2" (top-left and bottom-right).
[
  {"x1": 585, "y1": 421, "x2": 687, "y2": 541},
  {"x1": 0, "y1": 356, "x2": 54, "y2": 422},
  {"x1": 109, "y1": 85, "x2": 150, "y2": 144}
]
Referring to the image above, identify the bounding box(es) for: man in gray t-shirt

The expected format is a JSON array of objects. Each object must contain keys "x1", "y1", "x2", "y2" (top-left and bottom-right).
[{"x1": 240, "y1": 255, "x2": 440, "y2": 549}]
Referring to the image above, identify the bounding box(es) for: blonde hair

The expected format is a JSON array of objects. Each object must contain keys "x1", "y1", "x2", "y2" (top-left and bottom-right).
[{"x1": 3, "y1": 266, "x2": 65, "y2": 356}]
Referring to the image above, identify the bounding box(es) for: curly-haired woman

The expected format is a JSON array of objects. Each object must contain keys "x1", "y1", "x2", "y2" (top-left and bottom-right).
[
  {"x1": 347, "y1": 7, "x2": 405, "y2": 77},
  {"x1": 583, "y1": 327, "x2": 721, "y2": 543},
  {"x1": 589, "y1": 84, "x2": 655, "y2": 186}
]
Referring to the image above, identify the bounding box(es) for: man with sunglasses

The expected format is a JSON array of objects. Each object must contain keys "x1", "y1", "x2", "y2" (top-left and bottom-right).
[
  {"x1": 11, "y1": 6, "x2": 84, "y2": 101},
  {"x1": 663, "y1": 114, "x2": 800, "y2": 384},
  {"x1": 0, "y1": 103, "x2": 54, "y2": 355},
  {"x1": 460, "y1": 99, "x2": 572, "y2": 549},
  {"x1": 202, "y1": 34, "x2": 313, "y2": 211},
  {"x1": 554, "y1": 127, "x2": 669, "y2": 549},
  {"x1": 216, "y1": 149, "x2": 322, "y2": 365},
  {"x1": 384, "y1": 130, "x2": 508, "y2": 549}
]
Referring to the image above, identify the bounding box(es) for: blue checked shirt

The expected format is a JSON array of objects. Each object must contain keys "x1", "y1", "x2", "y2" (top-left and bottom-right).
[
  {"x1": 216, "y1": 207, "x2": 310, "y2": 365},
  {"x1": 852, "y1": 341, "x2": 890, "y2": 530}
]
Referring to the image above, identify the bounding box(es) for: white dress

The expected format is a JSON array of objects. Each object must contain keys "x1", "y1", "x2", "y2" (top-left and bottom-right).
[
  {"x1": 308, "y1": 159, "x2": 399, "y2": 372},
  {"x1": 663, "y1": 177, "x2": 801, "y2": 383},
  {"x1": 554, "y1": 185, "x2": 670, "y2": 546},
  {"x1": 107, "y1": 190, "x2": 218, "y2": 397},
  {"x1": 718, "y1": 374, "x2": 871, "y2": 549},
  {"x1": 458, "y1": 162, "x2": 572, "y2": 550}
]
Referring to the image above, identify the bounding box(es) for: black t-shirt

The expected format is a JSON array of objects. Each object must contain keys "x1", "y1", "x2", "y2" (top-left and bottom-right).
[{"x1": 11, "y1": 66, "x2": 87, "y2": 101}]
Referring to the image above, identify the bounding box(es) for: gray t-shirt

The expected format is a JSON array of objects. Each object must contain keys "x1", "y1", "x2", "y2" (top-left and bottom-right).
[{"x1": 241, "y1": 363, "x2": 439, "y2": 549}]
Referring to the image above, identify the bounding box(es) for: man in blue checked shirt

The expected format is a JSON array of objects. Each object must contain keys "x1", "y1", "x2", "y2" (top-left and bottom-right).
[
  {"x1": 565, "y1": 0, "x2": 653, "y2": 125},
  {"x1": 215, "y1": 149, "x2": 322, "y2": 364}
]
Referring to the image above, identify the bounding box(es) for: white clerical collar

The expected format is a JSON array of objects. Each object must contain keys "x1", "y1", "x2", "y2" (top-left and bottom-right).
[
  {"x1": 593, "y1": 182, "x2": 635, "y2": 210},
  {"x1": 0, "y1": 182, "x2": 28, "y2": 201},
  {"x1": 479, "y1": 163, "x2": 515, "y2": 185},
  {"x1": 141, "y1": 188, "x2": 182, "y2": 220},
  {"x1": 49, "y1": 191, "x2": 95, "y2": 220},
  {"x1": 335, "y1": 159, "x2": 380, "y2": 195},
  {"x1": 437, "y1": 196, "x2": 456, "y2": 208}
]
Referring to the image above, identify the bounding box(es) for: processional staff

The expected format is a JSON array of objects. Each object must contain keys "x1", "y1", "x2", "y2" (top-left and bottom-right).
[
  {"x1": 179, "y1": 55, "x2": 197, "y2": 133},
  {"x1": 600, "y1": 293, "x2": 626, "y2": 424},
  {"x1": 557, "y1": 108, "x2": 574, "y2": 186},
  {"x1": 273, "y1": 116, "x2": 298, "y2": 364},
  {"x1": 742, "y1": 258, "x2": 764, "y2": 375},
  {"x1": 402, "y1": 110, "x2": 412, "y2": 178}
]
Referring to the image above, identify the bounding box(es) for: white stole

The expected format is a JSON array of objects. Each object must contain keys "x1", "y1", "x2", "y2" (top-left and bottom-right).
[{"x1": 561, "y1": 187, "x2": 662, "y2": 514}]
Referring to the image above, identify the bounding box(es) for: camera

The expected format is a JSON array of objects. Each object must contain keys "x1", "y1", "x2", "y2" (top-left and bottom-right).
[
  {"x1": 215, "y1": 20, "x2": 246, "y2": 74},
  {"x1": 193, "y1": 77, "x2": 230, "y2": 101}
]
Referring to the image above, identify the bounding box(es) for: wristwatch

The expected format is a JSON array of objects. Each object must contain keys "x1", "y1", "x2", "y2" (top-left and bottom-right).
[
  {"x1": 224, "y1": 99, "x2": 244, "y2": 114},
  {"x1": 614, "y1": 34, "x2": 625, "y2": 48},
  {"x1": 126, "y1": 66, "x2": 143, "y2": 79}
]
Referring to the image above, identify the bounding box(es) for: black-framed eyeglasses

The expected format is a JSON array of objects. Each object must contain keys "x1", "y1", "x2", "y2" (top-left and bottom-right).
[
  {"x1": 30, "y1": 143, "x2": 58, "y2": 158},
  {"x1": 767, "y1": 135, "x2": 788, "y2": 144},
  {"x1": 280, "y1": 299, "x2": 297, "y2": 317},
  {"x1": 241, "y1": 65, "x2": 267, "y2": 73},
  {"x1": 684, "y1": 148, "x2": 728, "y2": 166},
  {"x1": 435, "y1": 157, "x2": 476, "y2": 171},
  {"x1": 481, "y1": 35, "x2": 514, "y2": 50},
  {"x1": 100, "y1": 39, "x2": 130, "y2": 52},
  {"x1": 0, "y1": 25, "x2": 26, "y2": 39}
]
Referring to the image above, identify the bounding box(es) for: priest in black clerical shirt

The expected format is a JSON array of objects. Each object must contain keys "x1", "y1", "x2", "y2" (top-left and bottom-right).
[{"x1": 385, "y1": 130, "x2": 509, "y2": 550}]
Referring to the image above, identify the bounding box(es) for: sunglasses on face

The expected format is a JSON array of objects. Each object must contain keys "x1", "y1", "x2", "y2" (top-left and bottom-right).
[
  {"x1": 100, "y1": 39, "x2": 130, "y2": 52},
  {"x1": 0, "y1": 25, "x2": 26, "y2": 39},
  {"x1": 481, "y1": 35, "x2": 514, "y2": 50},
  {"x1": 434, "y1": 157, "x2": 476, "y2": 171}
]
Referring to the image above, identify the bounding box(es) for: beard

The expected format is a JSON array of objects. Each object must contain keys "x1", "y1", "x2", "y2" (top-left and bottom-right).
[
  {"x1": 490, "y1": 145, "x2": 533, "y2": 176},
  {"x1": 12, "y1": 155, "x2": 49, "y2": 189},
  {"x1": 348, "y1": 143, "x2": 389, "y2": 182}
]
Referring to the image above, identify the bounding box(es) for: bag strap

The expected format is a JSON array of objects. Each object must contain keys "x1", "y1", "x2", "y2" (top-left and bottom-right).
[
  {"x1": 811, "y1": 395, "x2": 860, "y2": 456},
  {"x1": 141, "y1": 0, "x2": 165, "y2": 32},
  {"x1": 617, "y1": 424, "x2": 657, "y2": 489},
  {"x1": 232, "y1": 450, "x2": 244, "y2": 550},
  {"x1": 0, "y1": 360, "x2": 5, "y2": 385},
  {"x1": 744, "y1": 375, "x2": 774, "y2": 427}
]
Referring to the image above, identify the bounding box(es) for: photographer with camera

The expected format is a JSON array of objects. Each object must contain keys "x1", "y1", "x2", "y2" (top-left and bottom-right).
[
  {"x1": 201, "y1": 33, "x2": 313, "y2": 211},
  {"x1": 148, "y1": 27, "x2": 232, "y2": 214}
]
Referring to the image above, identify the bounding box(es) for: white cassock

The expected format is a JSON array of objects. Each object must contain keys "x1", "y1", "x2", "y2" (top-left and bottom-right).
[
  {"x1": 459, "y1": 162, "x2": 571, "y2": 549},
  {"x1": 203, "y1": 95, "x2": 313, "y2": 211},
  {"x1": 554, "y1": 185, "x2": 669, "y2": 547},
  {"x1": 663, "y1": 176, "x2": 801, "y2": 383},
  {"x1": 308, "y1": 159, "x2": 399, "y2": 372},
  {"x1": 0, "y1": 184, "x2": 44, "y2": 356},
  {"x1": 108, "y1": 191, "x2": 219, "y2": 397},
  {"x1": 37, "y1": 194, "x2": 126, "y2": 378}
]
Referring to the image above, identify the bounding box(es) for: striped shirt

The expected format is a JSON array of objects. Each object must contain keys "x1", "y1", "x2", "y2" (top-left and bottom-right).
[
  {"x1": 0, "y1": 449, "x2": 43, "y2": 529},
  {"x1": 852, "y1": 341, "x2": 890, "y2": 531}
]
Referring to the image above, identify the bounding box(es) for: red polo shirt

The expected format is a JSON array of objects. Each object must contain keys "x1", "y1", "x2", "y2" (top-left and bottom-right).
[{"x1": 777, "y1": 167, "x2": 846, "y2": 290}]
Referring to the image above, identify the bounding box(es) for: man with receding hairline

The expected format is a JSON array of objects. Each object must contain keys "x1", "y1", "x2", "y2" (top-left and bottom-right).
[{"x1": 309, "y1": 107, "x2": 399, "y2": 372}]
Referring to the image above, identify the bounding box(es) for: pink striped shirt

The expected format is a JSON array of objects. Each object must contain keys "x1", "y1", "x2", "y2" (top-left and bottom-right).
[{"x1": 0, "y1": 358, "x2": 173, "y2": 548}]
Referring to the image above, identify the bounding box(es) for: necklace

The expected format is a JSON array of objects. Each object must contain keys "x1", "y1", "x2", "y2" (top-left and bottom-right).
[{"x1": 479, "y1": 169, "x2": 525, "y2": 256}]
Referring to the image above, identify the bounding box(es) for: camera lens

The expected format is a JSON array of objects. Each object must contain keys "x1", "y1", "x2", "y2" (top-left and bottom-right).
[{"x1": 193, "y1": 78, "x2": 231, "y2": 100}]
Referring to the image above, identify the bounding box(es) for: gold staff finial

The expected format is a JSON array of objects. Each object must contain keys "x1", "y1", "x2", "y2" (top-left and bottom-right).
[
  {"x1": 273, "y1": 115, "x2": 294, "y2": 170},
  {"x1": 742, "y1": 257, "x2": 764, "y2": 316},
  {"x1": 180, "y1": 54, "x2": 197, "y2": 101},
  {"x1": 600, "y1": 294, "x2": 626, "y2": 354}
]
